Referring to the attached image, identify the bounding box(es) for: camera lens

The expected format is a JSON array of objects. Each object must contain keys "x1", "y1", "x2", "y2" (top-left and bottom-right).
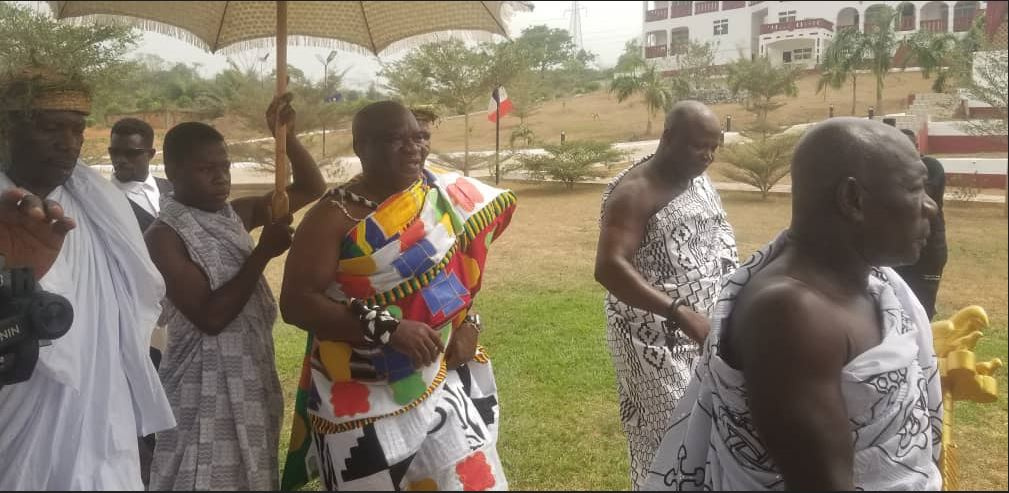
[{"x1": 28, "y1": 292, "x2": 74, "y2": 340}]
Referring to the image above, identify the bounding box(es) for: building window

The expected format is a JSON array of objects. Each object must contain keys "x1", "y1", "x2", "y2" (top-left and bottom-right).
[
  {"x1": 778, "y1": 10, "x2": 796, "y2": 23},
  {"x1": 713, "y1": 19, "x2": 729, "y2": 35},
  {"x1": 793, "y1": 48, "x2": 812, "y2": 60}
]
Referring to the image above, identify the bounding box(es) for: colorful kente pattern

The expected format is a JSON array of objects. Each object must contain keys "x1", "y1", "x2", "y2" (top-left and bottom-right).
[{"x1": 282, "y1": 170, "x2": 516, "y2": 490}]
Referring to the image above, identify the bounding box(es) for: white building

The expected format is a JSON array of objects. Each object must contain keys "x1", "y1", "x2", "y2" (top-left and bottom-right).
[{"x1": 642, "y1": 1, "x2": 987, "y2": 72}]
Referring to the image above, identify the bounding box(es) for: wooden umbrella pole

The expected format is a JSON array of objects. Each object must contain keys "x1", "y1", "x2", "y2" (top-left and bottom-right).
[{"x1": 272, "y1": 0, "x2": 290, "y2": 219}]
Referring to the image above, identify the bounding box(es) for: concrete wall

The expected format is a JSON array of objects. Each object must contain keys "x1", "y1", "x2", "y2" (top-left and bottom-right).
[
  {"x1": 928, "y1": 135, "x2": 1008, "y2": 153},
  {"x1": 937, "y1": 157, "x2": 1007, "y2": 189}
]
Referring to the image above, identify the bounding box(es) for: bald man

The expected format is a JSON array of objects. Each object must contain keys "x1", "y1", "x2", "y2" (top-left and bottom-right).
[
  {"x1": 645, "y1": 118, "x2": 943, "y2": 491},
  {"x1": 595, "y1": 101, "x2": 738, "y2": 490},
  {"x1": 279, "y1": 101, "x2": 517, "y2": 490}
]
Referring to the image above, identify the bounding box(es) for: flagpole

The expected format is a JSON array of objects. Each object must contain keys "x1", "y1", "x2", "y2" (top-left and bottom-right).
[{"x1": 495, "y1": 86, "x2": 501, "y2": 186}]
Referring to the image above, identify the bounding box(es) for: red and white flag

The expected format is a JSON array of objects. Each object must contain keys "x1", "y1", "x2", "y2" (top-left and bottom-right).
[{"x1": 487, "y1": 86, "x2": 513, "y2": 123}]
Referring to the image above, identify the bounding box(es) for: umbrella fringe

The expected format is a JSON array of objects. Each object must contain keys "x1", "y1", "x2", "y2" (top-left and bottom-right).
[
  {"x1": 54, "y1": 1, "x2": 534, "y2": 57},
  {"x1": 219, "y1": 30, "x2": 505, "y2": 57},
  {"x1": 219, "y1": 35, "x2": 376, "y2": 57},
  {"x1": 60, "y1": 14, "x2": 213, "y2": 52}
]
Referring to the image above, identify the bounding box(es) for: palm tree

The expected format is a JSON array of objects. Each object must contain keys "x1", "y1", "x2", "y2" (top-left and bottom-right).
[
  {"x1": 902, "y1": 15, "x2": 986, "y2": 93},
  {"x1": 902, "y1": 30, "x2": 958, "y2": 93},
  {"x1": 609, "y1": 63, "x2": 673, "y2": 135},
  {"x1": 862, "y1": 5, "x2": 898, "y2": 114},
  {"x1": 818, "y1": 27, "x2": 865, "y2": 115}
]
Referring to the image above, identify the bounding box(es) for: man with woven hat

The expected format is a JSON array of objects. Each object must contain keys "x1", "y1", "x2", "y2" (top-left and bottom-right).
[{"x1": 0, "y1": 65, "x2": 175, "y2": 490}]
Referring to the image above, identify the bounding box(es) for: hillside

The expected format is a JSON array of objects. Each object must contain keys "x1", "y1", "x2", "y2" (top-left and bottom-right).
[{"x1": 81, "y1": 70, "x2": 939, "y2": 163}]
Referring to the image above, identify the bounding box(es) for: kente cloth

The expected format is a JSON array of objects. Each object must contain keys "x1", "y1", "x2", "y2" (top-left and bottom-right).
[
  {"x1": 644, "y1": 231, "x2": 944, "y2": 491},
  {"x1": 282, "y1": 169, "x2": 516, "y2": 491},
  {"x1": 0, "y1": 164, "x2": 174, "y2": 490},
  {"x1": 600, "y1": 160, "x2": 738, "y2": 490},
  {"x1": 149, "y1": 196, "x2": 283, "y2": 490}
]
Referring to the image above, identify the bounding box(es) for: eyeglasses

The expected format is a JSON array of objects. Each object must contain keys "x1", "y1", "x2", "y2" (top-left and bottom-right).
[{"x1": 108, "y1": 147, "x2": 153, "y2": 158}]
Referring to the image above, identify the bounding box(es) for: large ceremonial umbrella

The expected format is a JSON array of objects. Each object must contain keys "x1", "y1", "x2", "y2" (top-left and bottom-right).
[{"x1": 48, "y1": 1, "x2": 531, "y2": 216}]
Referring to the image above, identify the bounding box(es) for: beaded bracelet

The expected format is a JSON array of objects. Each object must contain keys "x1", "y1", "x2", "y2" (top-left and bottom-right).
[{"x1": 348, "y1": 298, "x2": 400, "y2": 345}]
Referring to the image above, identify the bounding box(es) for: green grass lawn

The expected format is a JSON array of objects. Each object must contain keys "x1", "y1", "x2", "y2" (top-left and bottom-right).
[{"x1": 266, "y1": 182, "x2": 1008, "y2": 491}]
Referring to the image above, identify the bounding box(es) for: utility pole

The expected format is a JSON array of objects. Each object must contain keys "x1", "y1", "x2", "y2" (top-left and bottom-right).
[
  {"x1": 317, "y1": 50, "x2": 338, "y2": 157},
  {"x1": 564, "y1": 1, "x2": 586, "y2": 50}
]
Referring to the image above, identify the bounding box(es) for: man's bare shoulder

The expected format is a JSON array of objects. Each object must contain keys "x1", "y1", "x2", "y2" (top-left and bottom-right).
[
  {"x1": 604, "y1": 163, "x2": 665, "y2": 217},
  {"x1": 726, "y1": 271, "x2": 848, "y2": 370},
  {"x1": 143, "y1": 219, "x2": 191, "y2": 268},
  {"x1": 294, "y1": 193, "x2": 355, "y2": 243},
  {"x1": 144, "y1": 220, "x2": 181, "y2": 250}
]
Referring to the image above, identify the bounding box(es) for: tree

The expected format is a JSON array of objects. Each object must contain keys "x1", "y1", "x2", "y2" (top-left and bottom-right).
[
  {"x1": 667, "y1": 40, "x2": 719, "y2": 102},
  {"x1": 506, "y1": 70, "x2": 544, "y2": 124},
  {"x1": 862, "y1": 5, "x2": 898, "y2": 114},
  {"x1": 380, "y1": 39, "x2": 512, "y2": 176},
  {"x1": 615, "y1": 39, "x2": 645, "y2": 74},
  {"x1": 517, "y1": 140, "x2": 625, "y2": 190},
  {"x1": 0, "y1": 2, "x2": 138, "y2": 122},
  {"x1": 960, "y1": 50, "x2": 1008, "y2": 140},
  {"x1": 481, "y1": 41, "x2": 541, "y2": 123},
  {"x1": 512, "y1": 26, "x2": 579, "y2": 78},
  {"x1": 902, "y1": 15, "x2": 986, "y2": 93},
  {"x1": 718, "y1": 122, "x2": 801, "y2": 199},
  {"x1": 817, "y1": 27, "x2": 866, "y2": 115},
  {"x1": 902, "y1": 30, "x2": 959, "y2": 93},
  {"x1": 610, "y1": 63, "x2": 673, "y2": 135},
  {"x1": 0, "y1": 3, "x2": 137, "y2": 79},
  {"x1": 726, "y1": 56, "x2": 800, "y2": 124}
]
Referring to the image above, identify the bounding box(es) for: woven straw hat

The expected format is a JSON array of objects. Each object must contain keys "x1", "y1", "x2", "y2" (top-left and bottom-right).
[{"x1": 1, "y1": 65, "x2": 92, "y2": 115}]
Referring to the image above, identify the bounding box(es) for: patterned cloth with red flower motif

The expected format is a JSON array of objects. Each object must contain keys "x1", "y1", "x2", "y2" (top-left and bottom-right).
[{"x1": 282, "y1": 169, "x2": 516, "y2": 490}]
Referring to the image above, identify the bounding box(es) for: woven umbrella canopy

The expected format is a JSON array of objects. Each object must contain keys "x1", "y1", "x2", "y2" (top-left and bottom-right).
[{"x1": 47, "y1": 0, "x2": 532, "y2": 216}]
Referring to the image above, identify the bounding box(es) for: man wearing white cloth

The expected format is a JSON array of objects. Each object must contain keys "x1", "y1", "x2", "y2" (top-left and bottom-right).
[
  {"x1": 644, "y1": 117, "x2": 944, "y2": 491},
  {"x1": 0, "y1": 65, "x2": 175, "y2": 490},
  {"x1": 595, "y1": 101, "x2": 737, "y2": 490}
]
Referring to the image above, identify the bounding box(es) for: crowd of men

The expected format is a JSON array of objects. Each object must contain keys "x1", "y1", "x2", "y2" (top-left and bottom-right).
[{"x1": 0, "y1": 63, "x2": 948, "y2": 491}]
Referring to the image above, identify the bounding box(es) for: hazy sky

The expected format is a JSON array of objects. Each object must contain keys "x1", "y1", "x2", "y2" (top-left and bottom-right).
[{"x1": 26, "y1": 1, "x2": 642, "y2": 90}]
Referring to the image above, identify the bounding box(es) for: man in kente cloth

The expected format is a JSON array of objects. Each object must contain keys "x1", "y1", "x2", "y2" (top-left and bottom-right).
[
  {"x1": 645, "y1": 118, "x2": 943, "y2": 491},
  {"x1": 145, "y1": 94, "x2": 326, "y2": 490},
  {"x1": 280, "y1": 101, "x2": 517, "y2": 491}
]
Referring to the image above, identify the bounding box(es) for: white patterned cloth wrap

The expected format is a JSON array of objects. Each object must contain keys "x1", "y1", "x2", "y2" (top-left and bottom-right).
[
  {"x1": 600, "y1": 160, "x2": 739, "y2": 490},
  {"x1": 644, "y1": 231, "x2": 944, "y2": 491},
  {"x1": 0, "y1": 164, "x2": 174, "y2": 490},
  {"x1": 150, "y1": 196, "x2": 283, "y2": 490}
]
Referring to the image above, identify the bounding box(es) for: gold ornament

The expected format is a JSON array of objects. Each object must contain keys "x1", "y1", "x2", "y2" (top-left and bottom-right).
[{"x1": 932, "y1": 306, "x2": 1003, "y2": 491}]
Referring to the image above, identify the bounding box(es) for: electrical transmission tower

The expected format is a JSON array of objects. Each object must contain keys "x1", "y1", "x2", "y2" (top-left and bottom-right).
[{"x1": 564, "y1": 1, "x2": 586, "y2": 50}]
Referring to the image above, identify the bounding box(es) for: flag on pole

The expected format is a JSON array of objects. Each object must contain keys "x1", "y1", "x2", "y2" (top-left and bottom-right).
[{"x1": 487, "y1": 86, "x2": 513, "y2": 122}]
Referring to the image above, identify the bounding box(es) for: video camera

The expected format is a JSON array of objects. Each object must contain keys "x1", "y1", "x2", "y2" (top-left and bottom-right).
[{"x1": 0, "y1": 256, "x2": 74, "y2": 387}]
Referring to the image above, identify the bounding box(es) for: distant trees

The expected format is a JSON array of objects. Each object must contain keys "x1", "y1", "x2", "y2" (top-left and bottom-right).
[
  {"x1": 667, "y1": 41, "x2": 719, "y2": 102},
  {"x1": 726, "y1": 56, "x2": 800, "y2": 124},
  {"x1": 379, "y1": 39, "x2": 510, "y2": 176}
]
